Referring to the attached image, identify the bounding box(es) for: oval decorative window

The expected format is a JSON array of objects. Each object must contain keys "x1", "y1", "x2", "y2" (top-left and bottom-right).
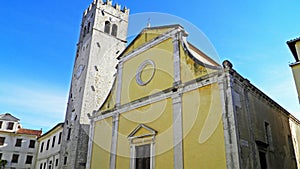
[{"x1": 136, "y1": 60, "x2": 156, "y2": 86}]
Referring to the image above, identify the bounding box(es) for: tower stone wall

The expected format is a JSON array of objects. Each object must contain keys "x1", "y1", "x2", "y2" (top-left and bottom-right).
[{"x1": 59, "y1": 0, "x2": 129, "y2": 168}]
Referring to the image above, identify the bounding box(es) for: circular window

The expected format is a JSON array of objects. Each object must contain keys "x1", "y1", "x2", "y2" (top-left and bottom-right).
[{"x1": 136, "y1": 60, "x2": 156, "y2": 86}]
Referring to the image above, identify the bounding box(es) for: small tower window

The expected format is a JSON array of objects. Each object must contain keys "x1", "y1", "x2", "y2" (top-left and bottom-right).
[
  {"x1": 111, "y1": 24, "x2": 118, "y2": 37},
  {"x1": 83, "y1": 26, "x2": 87, "y2": 37},
  {"x1": 87, "y1": 22, "x2": 91, "y2": 33},
  {"x1": 104, "y1": 21, "x2": 111, "y2": 34},
  {"x1": 67, "y1": 128, "x2": 72, "y2": 140}
]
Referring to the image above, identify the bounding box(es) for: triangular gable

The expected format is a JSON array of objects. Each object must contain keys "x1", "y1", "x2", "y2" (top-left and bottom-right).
[
  {"x1": 119, "y1": 24, "x2": 183, "y2": 58},
  {"x1": 128, "y1": 124, "x2": 157, "y2": 139},
  {"x1": 0, "y1": 113, "x2": 20, "y2": 122}
]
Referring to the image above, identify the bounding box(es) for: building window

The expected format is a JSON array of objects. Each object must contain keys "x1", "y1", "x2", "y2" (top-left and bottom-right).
[
  {"x1": 58, "y1": 132, "x2": 62, "y2": 144},
  {"x1": 7, "y1": 122, "x2": 14, "y2": 130},
  {"x1": 48, "y1": 160, "x2": 52, "y2": 169},
  {"x1": 0, "y1": 153, "x2": 2, "y2": 159},
  {"x1": 55, "y1": 158, "x2": 59, "y2": 166},
  {"x1": 52, "y1": 136, "x2": 56, "y2": 148},
  {"x1": 43, "y1": 162, "x2": 46, "y2": 169},
  {"x1": 11, "y1": 154, "x2": 19, "y2": 163},
  {"x1": 25, "y1": 155, "x2": 33, "y2": 164},
  {"x1": 111, "y1": 24, "x2": 118, "y2": 37},
  {"x1": 40, "y1": 142, "x2": 44, "y2": 152},
  {"x1": 128, "y1": 124, "x2": 156, "y2": 169},
  {"x1": 40, "y1": 163, "x2": 43, "y2": 169},
  {"x1": 256, "y1": 140, "x2": 268, "y2": 169},
  {"x1": 46, "y1": 139, "x2": 50, "y2": 150},
  {"x1": 264, "y1": 122, "x2": 270, "y2": 143},
  {"x1": 264, "y1": 122, "x2": 273, "y2": 150},
  {"x1": 104, "y1": 21, "x2": 111, "y2": 34},
  {"x1": 0, "y1": 137, "x2": 5, "y2": 146},
  {"x1": 87, "y1": 22, "x2": 91, "y2": 33},
  {"x1": 15, "y1": 138, "x2": 22, "y2": 147},
  {"x1": 29, "y1": 140, "x2": 35, "y2": 148},
  {"x1": 67, "y1": 128, "x2": 71, "y2": 140},
  {"x1": 135, "y1": 144, "x2": 151, "y2": 169},
  {"x1": 258, "y1": 151, "x2": 267, "y2": 169},
  {"x1": 0, "y1": 121, "x2": 2, "y2": 128},
  {"x1": 64, "y1": 156, "x2": 68, "y2": 165},
  {"x1": 83, "y1": 26, "x2": 87, "y2": 37}
]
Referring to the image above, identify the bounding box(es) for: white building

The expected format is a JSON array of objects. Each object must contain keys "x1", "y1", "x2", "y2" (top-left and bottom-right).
[
  {"x1": 0, "y1": 113, "x2": 41, "y2": 169},
  {"x1": 35, "y1": 123, "x2": 63, "y2": 169}
]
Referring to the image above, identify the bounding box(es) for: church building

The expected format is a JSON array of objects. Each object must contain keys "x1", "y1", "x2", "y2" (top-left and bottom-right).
[{"x1": 86, "y1": 24, "x2": 299, "y2": 169}]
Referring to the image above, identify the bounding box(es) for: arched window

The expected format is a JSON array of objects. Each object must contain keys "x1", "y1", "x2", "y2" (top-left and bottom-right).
[
  {"x1": 87, "y1": 22, "x2": 91, "y2": 33},
  {"x1": 111, "y1": 24, "x2": 118, "y2": 37},
  {"x1": 104, "y1": 21, "x2": 111, "y2": 34},
  {"x1": 83, "y1": 26, "x2": 87, "y2": 37}
]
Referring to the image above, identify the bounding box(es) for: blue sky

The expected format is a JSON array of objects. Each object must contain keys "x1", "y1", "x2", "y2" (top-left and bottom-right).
[{"x1": 0, "y1": 0, "x2": 299, "y2": 132}]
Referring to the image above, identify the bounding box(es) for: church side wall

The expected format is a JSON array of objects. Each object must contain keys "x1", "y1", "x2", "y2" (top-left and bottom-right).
[{"x1": 231, "y1": 72, "x2": 298, "y2": 169}]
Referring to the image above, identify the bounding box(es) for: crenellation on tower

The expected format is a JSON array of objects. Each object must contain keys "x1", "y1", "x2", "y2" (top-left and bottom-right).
[
  {"x1": 123, "y1": 6, "x2": 130, "y2": 14},
  {"x1": 115, "y1": 4, "x2": 121, "y2": 11}
]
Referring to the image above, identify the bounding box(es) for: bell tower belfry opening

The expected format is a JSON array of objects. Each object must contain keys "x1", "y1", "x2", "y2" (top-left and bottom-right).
[{"x1": 59, "y1": 0, "x2": 129, "y2": 168}]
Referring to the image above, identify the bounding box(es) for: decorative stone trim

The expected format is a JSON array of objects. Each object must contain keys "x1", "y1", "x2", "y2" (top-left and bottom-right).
[
  {"x1": 218, "y1": 72, "x2": 241, "y2": 169},
  {"x1": 172, "y1": 94, "x2": 183, "y2": 169},
  {"x1": 93, "y1": 73, "x2": 218, "y2": 121},
  {"x1": 172, "y1": 33, "x2": 181, "y2": 86},
  {"x1": 128, "y1": 124, "x2": 156, "y2": 169},
  {"x1": 110, "y1": 113, "x2": 119, "y2": 169},
  {"x1": 119, "y1": 27, "x2": 185, "y2": 63},
  {"x1": 136, "y1": 60, "x2": 156, "y2": 86},
  {"x1": 86, "y1": 118, "x2": 95, "y2": 169},
  {"x1": 116, "y1": 62, "x2": 124, "y2": 107}
]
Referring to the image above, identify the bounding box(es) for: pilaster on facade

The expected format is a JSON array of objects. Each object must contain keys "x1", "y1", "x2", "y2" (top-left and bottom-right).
[
  {"x1": 217, "y1": 63, "x2": 241, "y2": 169},
  {"x1": 240, "y1": 79, "x2": 256, "y2": 169},
  {"x1": 171, "y1": 94, "x2": 183, "y2": 169},
  {"x1": 86, "y1": 117, "x2": 95, "y2": 169},
  {"x1": 110, "y1": 113, "x2": 120, "y2": 169},
  {"x1": 116, "y1": 62, "x2": 124, "y2": 108},
  {"x1": 172, "y1": 32, "x2": 181, "y2": 86}
]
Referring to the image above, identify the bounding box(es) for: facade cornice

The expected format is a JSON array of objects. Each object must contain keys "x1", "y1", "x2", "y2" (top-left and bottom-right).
[
  {"x1": 38, "y1": 122, "x2": 64, "y2": 140},
  {"x1": 90, "y1": 72, "x2": 220, "y2": 121},
  {"x1": 225, "y1": 68, "x2": 291, "y2": 117}
]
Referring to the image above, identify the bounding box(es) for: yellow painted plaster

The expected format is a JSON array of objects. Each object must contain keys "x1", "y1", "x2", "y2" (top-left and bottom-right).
[
  {"x1": 116, "y1": 99, "x2": 174, "y2": 169},
  {"x1": 100, "y1": 78, "x2": 117, "y2": 112},
  {"x1": 90, "y1": 117, "x2": 113, "y2": 169},
  {"x1": 182, "y1": 84, "x2": 227, "y2": 169},
  {"x1": 180, "y1": 44, "x2": 216, "y2": 83},
  {"x1": 123, "y1": 27, "x2": 174, "y2": 55},
  {"x1": 121, "y1": 38, "x2": 174, "y2": 104}
]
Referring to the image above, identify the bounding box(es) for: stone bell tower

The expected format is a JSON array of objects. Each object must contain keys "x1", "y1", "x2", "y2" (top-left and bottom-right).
[{"x1": 59, "y1": 0, "x2": 129, "y2": 168}]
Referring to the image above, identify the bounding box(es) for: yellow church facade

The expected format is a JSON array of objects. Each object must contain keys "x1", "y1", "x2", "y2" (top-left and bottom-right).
[
  {"x1": 87, "y1": 25, "x2": 298, "y2": 169},
  {"x1": 87, "y1": 25, "x2": 227, "y2": 169}
]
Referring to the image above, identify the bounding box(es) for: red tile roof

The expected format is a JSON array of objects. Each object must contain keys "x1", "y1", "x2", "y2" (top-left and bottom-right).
[{"x1": 16, "y1": 128, "x2": 42, "y2": 137}]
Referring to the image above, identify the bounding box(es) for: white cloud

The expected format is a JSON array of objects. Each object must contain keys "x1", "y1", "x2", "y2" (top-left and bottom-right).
[{"x1": 0, "y1": 81, "x2": 68, "y2": 131}]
